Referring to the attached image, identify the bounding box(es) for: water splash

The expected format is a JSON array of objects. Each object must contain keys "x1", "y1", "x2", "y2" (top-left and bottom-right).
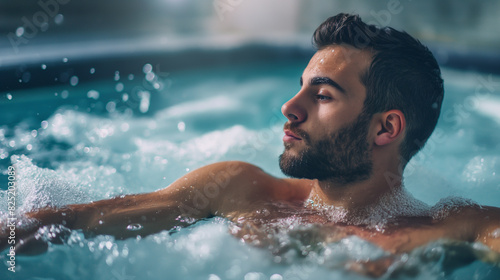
[{"x1": 126, "y1": 224, "x2": 143, "y2": 231}]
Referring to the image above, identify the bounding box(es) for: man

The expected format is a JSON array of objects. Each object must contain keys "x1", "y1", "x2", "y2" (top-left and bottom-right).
[{"x1": 2, "y1": 13, "x2": 500, "y2": 275}]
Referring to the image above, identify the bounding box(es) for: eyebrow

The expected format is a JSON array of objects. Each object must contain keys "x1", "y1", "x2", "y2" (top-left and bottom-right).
[{"x1": 300, "y1": 76, "x2": 346, "y2": 94}]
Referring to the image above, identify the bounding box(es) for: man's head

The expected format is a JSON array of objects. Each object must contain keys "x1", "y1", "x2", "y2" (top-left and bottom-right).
[{"x1": 279, "y1": 13, "x2": 444, "y2": 183}]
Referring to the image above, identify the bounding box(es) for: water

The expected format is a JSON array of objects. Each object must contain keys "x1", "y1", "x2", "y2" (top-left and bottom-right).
[{"x1": 1, "y1": 56, "x2": 500, "y2": 279}]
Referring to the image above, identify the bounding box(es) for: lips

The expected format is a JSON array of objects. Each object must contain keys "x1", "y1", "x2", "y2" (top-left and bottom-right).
[{"x1": 283, "y1": 129, "x2": 302, "y2": 142}]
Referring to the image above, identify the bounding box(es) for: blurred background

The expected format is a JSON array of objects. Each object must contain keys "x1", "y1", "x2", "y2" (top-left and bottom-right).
[{"x1": 1, "y1": 0, "x2": 500, "y2": 88}]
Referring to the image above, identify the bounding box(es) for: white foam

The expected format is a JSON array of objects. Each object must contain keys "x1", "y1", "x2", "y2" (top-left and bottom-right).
[
  {"x1": 474, "y1": 96, "x2": 500, "y2": 124},
  {"x1": 353, "y1": 187, "x2": 431, "y2": 229},
  {"x1": 0, "y1": 155, "x2": 127, "y2": 214},
  {"x1": 430, "y1": 196, "x2": 478, "y2": 220}
]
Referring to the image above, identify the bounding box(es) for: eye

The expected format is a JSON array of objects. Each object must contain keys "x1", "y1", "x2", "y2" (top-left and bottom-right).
[{"x1": 315, "y1": 94, "x2": 332, "y2": 102}]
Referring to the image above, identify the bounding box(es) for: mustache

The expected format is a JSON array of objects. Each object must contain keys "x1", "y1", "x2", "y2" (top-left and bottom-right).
[{"x1": 284, "y1": 122, "x2": 311, "y2": 143}]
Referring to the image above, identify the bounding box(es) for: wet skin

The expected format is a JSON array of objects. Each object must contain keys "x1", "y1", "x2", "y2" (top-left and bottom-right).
[{"x1": 1, "y1": 46, "x2": 500, "y2": 275}]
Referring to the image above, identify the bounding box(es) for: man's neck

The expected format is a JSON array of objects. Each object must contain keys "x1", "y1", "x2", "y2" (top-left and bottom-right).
[{"x1": 310, "y1": 166, "x2": 403, "y2": 213}]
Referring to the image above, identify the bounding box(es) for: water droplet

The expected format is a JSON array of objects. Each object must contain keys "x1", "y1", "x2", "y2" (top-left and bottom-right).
[
  {"x1": 115, "y1": 82, "x2": 124, "y2": 92},
  {"x1": 208, "y1": 274, "x2": 221, "y2": 280},
  {"x1": 54, "y1": 14, "x2": 64, "y2": 25},
  {"x1": 87, "y1": 90, "x2": 100, "y2": 99},
  {"x1": 491, "y1": 228, "x2": 500, "y2": 238},
  {"x1": 270, "y1": 274, "x2": 283, "y2": 280},
  {"x1": 16, "y1": 27, "x2": 25, "y2": 37},
  {"x1": 106, "y1": 101, "x2": 116, "y2": 113},
  {"x1": 120, "y1": 122, "x2": 130, "y2": 132},
  {"x1": 126, "y1": 224, "x2": 143, "y2": 231},
  {"x1": 70, "y1": 76, "x2": 79, "y2": 86},
  {"x1": 145, "y1": 72, "x2": 155, "y2": 82},
  {"x1": 138, "y1": 91, "x2": 150, "y2": 113},
  {"x1": 143, "y1": 63, "x2": 153, "y2": 74},
  {"x1": 177, "y1": 121, "x2": 185, "y2": 132}
]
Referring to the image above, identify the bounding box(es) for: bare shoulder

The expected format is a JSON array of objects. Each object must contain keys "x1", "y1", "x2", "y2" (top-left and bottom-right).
[
  {"x1": 443, "y1": 204, "x2": 500, "y2": 253},
  {"x1": 205, "y1": 161, "x2": 311, "y2": 201}
]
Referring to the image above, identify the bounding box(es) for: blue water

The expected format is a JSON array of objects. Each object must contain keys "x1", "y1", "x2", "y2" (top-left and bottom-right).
[{"x1": 1, "y1": 55, "x2": 500, "y2": 279}]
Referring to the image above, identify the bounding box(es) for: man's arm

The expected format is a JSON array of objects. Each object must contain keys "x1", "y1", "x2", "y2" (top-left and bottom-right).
[
  {"x1": 474, "y1": 206, "x2": 500, "y2": 261},
  {"x1": 1, "y1": 161, "x2": 270, "y2": 251}
]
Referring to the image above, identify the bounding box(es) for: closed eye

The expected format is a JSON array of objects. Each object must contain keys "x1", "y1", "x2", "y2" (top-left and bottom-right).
[{"x1": 315, "y1": 94, "x2": 332, "y2": 101}]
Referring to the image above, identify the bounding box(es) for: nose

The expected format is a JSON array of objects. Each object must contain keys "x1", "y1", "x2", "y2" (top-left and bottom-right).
[{"x1": 281, "y1": 93, "x2": 306, "y2": 123}]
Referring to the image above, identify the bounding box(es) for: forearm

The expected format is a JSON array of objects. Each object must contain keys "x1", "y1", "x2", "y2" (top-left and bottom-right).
[{"x1": 43, "y1": 193, "x2": 193, "y2": 239}]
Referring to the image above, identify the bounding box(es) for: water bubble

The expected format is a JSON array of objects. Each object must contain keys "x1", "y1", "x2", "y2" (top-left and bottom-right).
[
  {"x1": 26, "y1": 144, "x2": 32, "y2": 151},
  {"x1": 146, "y1": 72, "x2": 155, "y2": 82},
  {"x1": 90, "y1": 68, "x2": 95, "y2": 74},
  {"x1": 208, "y1": 275, "x2": 221, "y2": 280},
  {"x1": 126, "y1": 224, "x2": 143, "y2": 231},
  {"x1": 98, "y1": 220, "x2": 104, "y2": 225},
  {"x1": 128, "y1": 74, "x2": 134, "y2": 80},
  {"x1": 54, "y1": 14, "x2": 64, "y2": 25},
  {"x1": 491, "y1": 228, "x2": 500, "y2": 238},
  {"x1": 270, "y1": 274, "x2": 283, "y2": 280},
  {"x1": 6, "y1": 93, "x2": 12, "y2": 100},
  {"x1": 31, "y1": 130, "x2": 38, "y2": 137},
  {"x1": 41, "y1": 120, "x2": 49, "y2": 129},
  {"x1": 143, "y1": 63, "x2": 153, "y2": 74},
  {"x1": 114, "y1": 71, "x2": 120, "y2": 81},
  {"x1": 244, "y1": 272, "x2": 263, "y2": 280},
  {"x1": 87, "y1": 90, "x2": 100, "y2": 100},
  {"x1": 70, "y1": 76, "x2": 79, "y2": 86},
  {"x1": 62, "y1": 57, "x2": 68, "y2": 63},
  {"x1": 16, "y1": 27, "x2": 24, "y2": 37},
  {"x1": 41, "y1": 64, "x2": 47, "y2": 70},
  {"x1": 106, "y1": 101, "x2": 116, "y2": 113},
  {"x1": 138, "y1": 91, "x2": 150, "y2": 113},
  {"x1": 177, "y1": 121, "x2": 186, "y2": 132},
  {"x1": 115, "y1": 82, "x2": 124, "y2": 92},
  {"x1": 61, "y1": 90, "x2": 69, "y2": 99},
  {"x1": 9, "y1": 140, "x2": 15, "y2": 148},
  {"x1": 122, "y1": 93, "x2": 129, "y2": 102}
]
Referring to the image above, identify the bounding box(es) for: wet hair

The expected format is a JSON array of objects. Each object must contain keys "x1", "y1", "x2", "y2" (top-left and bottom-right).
[{"x1": 313, "y1": 13, "x2": 444, "y2": 163}]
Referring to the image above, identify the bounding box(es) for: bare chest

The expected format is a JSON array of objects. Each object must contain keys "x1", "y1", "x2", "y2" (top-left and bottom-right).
[{"x1": 225, "y1": 202, "x2": 474, "y2": 254}]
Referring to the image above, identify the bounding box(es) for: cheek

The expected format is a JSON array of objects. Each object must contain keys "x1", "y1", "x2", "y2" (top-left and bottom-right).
[{"x1": 317, "y1": 107, "x2": 351, "y2": 131}]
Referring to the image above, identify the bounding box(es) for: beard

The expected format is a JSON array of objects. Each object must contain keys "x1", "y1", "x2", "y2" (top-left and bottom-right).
[{"x1": 279, "y1": 111, "x2": 373, "y2": 185}]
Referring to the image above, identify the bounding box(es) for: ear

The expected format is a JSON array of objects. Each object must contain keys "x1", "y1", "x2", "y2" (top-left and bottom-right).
[{"x1": 374, "y1": 110, "x2": 406, "y2": 146}]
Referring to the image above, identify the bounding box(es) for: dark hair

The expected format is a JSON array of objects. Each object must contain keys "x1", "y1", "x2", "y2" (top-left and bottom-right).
[{"x1": 313, "y1": 13, "x2": 444, "y2": 163}]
